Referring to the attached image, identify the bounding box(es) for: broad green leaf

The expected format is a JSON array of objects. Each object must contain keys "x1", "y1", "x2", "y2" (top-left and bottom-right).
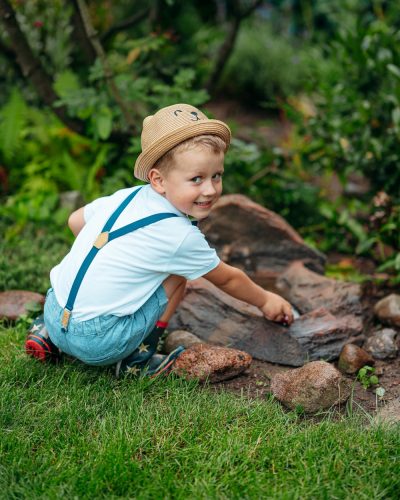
[
  {"x1": 358, "y1": 367, "x2": 367, "y2": 378},
  {"x1": 54, "y1": 71, "x2": 80, "y2": 99},
  {"x1": 24, "y1": 301, "x2": 43, "y2": 313},
  {"x1": 95, "y1": 107, "x2": 113, "y2": 140},
  {"x1": 387, "y1": 64, "x2": 400, "y2": 79},
  {"x1": 392, "y1": 108, "x2": 400, "y2": 128},
  {"x1": 369, "y1": 375, "x2": 379, "y2": 385}
]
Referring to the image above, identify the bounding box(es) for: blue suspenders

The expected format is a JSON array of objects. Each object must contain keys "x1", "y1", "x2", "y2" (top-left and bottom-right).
[{"x1": 61, "y1": 187, "x2": 178, "y2": 331}]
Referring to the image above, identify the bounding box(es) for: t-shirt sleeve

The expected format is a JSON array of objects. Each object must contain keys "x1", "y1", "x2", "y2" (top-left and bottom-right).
[
  {"x1": 83, "y1": 196, "x2": 109, "y2": 223},
  {"x1": 165, "y1": 227, "x2": 220, "y2": 280}
]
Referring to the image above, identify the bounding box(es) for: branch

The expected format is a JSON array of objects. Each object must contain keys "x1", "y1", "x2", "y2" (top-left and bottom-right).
[
  {"x1": 74, "y1": 0, "x2": 138, "y2": 131},
  {"x1": 70, "y1": 0, "x2": 96, "y2": 64},
  {"x1": 205, "y1": 0, "x2": 264, "y2": 94},
  {"x1": 0, "y1": 0, "x2": 84, "y2": 134},
  {"x1": 100, "y1": 8, "x2": 150, "y2": 44},
  {"x1": 0, "y1": 37, "x2": 23, "y2": 78}
]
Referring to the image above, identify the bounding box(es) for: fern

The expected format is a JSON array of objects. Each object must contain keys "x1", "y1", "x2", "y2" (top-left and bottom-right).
[{"x1": 0, "y1": 89, "x2": 27, "y2": 161}]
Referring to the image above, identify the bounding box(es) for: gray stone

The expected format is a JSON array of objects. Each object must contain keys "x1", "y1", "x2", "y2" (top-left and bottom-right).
[
  {"x1": 270, "y1": 360, "x2": 351, "y2": 413},
  {"x1": 338, "y1": 344, "x2": 375, "y2": 374},
  {"x1": 172, "y1": 343, "x2": 252, "y2": 383},
  {"x1": 163, "y1": 330, "x2": 202, "y2": 354},
  {"x1": 0, "y1": 290, "x2": 45, "y2": 320},
  {"x1": 364, "y1": 328, "x2": 398, "y2": 359},
  {"x1": 59, "y1": 191, "x2": 84, "y2": 212},
  {"x1": 169, "y1": 279, "x2": 364, "y2": 366},
  {"x1": 374, "y1": 294, "x2": 400, "y2": 328},
  {"x1": 200, "y1": 194, "x2": 325, "y2": 282}
]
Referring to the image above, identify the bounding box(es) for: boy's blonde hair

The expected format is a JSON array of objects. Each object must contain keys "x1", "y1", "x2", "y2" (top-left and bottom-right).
[{"x1": 153, "y1": 134, "x2": 227, "y2": 177}]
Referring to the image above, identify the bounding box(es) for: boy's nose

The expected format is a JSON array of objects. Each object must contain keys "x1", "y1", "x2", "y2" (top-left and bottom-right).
[{"x1": 202, "y1": 180, "x2": 217, "y2": 196}]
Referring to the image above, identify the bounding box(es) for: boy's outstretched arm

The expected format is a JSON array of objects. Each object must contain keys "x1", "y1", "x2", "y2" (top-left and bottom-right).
[
  {"x1": 203, "y1": 262, "x2": 294, "y2": 325},
  {"x1": 68, "y1": 207, "x2": 86, "y2": 237}
]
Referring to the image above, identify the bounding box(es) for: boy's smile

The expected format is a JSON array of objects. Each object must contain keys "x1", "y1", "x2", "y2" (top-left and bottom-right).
[{"x1": 150, "y1": 147, "x2": 225, "y2": 219}]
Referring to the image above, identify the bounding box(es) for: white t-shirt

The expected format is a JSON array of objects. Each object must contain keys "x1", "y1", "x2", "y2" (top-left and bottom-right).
[{"x1": 50, "y1": 185, "x2": 220, "y2": 321}]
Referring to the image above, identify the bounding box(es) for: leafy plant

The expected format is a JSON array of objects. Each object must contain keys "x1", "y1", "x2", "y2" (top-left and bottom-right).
[
  {"x1": 283, "y1": 13, "x2": 400, "y2": 271},
  {"x1": 223, "y1": 138, "x2": 322, "y2": 229},
  {"x1": 300, "y1": 18, "x2": 400, "y2": 199},
  {"x1": 221, "y1": 21, "x2": 314, "y2": 105},
  {"x1": 0, "y1": 89, "x2": 27, "y2": 162},
  {"x1": 357, "y1": 365, "x2": 379, "y2": 390}
]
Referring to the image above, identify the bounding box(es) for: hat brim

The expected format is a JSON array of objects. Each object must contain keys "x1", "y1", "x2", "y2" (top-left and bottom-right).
[{"x1": 134, "y1": 120, "x2": 231, "y2": 182}]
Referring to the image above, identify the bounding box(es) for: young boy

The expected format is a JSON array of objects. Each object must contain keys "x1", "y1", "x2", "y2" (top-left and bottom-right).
[{"x1": 26, "y1": 103, "x2": 293, "y2": 377}]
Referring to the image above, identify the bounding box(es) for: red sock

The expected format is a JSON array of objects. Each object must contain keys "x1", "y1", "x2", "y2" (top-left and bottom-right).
[{"x1": 156, "y1": 320, "x2": 168, "y2": 329}]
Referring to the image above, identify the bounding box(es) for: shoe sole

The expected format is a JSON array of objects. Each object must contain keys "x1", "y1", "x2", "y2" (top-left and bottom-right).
[{"x1": 25, "y1": 335, "x2": 60, "y2": 363}]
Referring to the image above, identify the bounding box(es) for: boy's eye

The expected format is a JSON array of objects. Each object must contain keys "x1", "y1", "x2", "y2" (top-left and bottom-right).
[
  {"x1": 191, "y1": 176, "x2": 202, "y2": 184},
  {"x1": 213, "y1": 173, "x2": 223, "y2": 180}
]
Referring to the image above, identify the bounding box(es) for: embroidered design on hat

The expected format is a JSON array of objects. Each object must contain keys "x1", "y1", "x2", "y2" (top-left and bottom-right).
[
  {"x1": 190, "y1": 111, "x2": 200, "y2": 121},
  {"x1": 173, "y1": 109, "x2": 183, "y2": 116}
]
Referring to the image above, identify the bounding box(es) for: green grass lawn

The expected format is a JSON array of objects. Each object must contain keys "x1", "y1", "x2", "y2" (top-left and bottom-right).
[
  {"x1": 1, "y1": 322, "x2": 399, "y2": 499},
  {"x1": 1, "y1": 224, "x2": 399, "y2": 498}
]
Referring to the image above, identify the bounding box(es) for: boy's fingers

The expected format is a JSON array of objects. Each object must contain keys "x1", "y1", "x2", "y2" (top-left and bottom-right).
[{"x1": 281, "y1": 305, "x2": 294, "y2": 326}]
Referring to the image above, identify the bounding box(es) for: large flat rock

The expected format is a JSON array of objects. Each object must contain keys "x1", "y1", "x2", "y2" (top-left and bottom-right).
[
  {"x1": 276, "y1": 261, "x2": 364, "y2": 317},
  {"x1": 169, "y1": 279, "x2": 363, "y2": 366},
  {"x1": 199, "y1": 194, "x2": 326, "y2": 283}
]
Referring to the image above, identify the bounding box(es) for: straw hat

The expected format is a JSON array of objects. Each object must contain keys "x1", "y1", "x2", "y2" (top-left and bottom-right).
[{"x1": 134, "y1": 103, "x2": 231, "y2": 182}]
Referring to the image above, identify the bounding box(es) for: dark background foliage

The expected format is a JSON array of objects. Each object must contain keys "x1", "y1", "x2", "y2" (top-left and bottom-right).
[{"x1": 0, "y1": 0, "x2": 399, "y2": 285}]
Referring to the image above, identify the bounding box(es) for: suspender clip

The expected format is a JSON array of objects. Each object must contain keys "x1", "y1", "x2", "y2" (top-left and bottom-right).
[
  {"x1": 61, "y1": 308, "x2": 72, "y2": 332},
  {"x1": 93, "y1": 231, "x2": 109, "y2": 249}
]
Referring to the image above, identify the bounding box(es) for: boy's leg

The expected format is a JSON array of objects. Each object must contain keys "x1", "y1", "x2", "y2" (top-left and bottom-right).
[
  {"x1": 142, "y1": 274, "x2": 186, "y2": 349},
  {"x1": 116, "y1": 275, "x2": 186, "y2": 377},
  {"x1": 159, "y1": 275, "x2": 187, "y2": 323}
]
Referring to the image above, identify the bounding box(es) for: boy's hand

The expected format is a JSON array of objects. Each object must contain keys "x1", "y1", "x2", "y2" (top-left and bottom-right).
[{"x1": 260, "y1": 291, "x2": 294, "y2": 326}]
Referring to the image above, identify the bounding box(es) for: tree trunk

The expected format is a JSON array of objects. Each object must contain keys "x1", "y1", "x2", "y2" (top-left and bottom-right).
[
  {"x1": 0, "y1": 0, "x2": 84, "y2": 133},
  {"x1": 206, "y1": 0, "x2": 264, "y2": 94}
]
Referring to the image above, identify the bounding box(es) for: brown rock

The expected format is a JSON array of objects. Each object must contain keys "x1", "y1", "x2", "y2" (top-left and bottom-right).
[
  {"x1": 169, "y1": 279, "x2": 364, "y2": 366},
  {"x1": 276, "y1": 260, "x2": 363, "y2": 317},
  {"x1": 270, "y1": 360, "x2": 351, "y2": 413},
  {"x1": 338, "y1": 344, "x2": 374, "y2": 374},
  {"x1": 163, "y1": 330, "x2": 202, "y2": 354},
  {"x1": 374, "y1": 294, "x2": 400, "y2": 327},
  {"x1": 200, "y1": 194, "x2": 325, "y2": 283},
  {"x1": 172, "y1": 343, "x2": 252, "y2": 383},
  {"x1": 0, "y1": 290, "x2": 45, "y2": 320}
]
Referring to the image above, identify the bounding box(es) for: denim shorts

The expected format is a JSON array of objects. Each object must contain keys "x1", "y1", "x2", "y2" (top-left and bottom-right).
[{"x1": 44, "y1": 287, "x2": 168, "y2": 366}]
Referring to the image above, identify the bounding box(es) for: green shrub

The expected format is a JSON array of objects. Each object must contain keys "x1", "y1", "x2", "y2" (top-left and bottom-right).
[
  {"x1": 220, "y1": 21, "x2": 314, "y2": 105},
  {"x1": 300, "y1": 19, "x2": 400, "y2": 198},
  {"x1": 224, "y1": 138, "x2": 322, "y2": 229},
  {"x1": 289, "y1": 15, "x2": 400, "y2": 272}
]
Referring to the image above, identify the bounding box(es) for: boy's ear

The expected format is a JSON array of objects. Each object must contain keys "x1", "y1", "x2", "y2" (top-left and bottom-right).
[{"x1": 148, "y1": 168, "x2": 166, "y2": 194}]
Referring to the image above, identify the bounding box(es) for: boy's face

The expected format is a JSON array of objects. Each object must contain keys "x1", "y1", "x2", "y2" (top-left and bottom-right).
[{"x1": 150, "y1": 146, "x2": 224, "y2": 219}]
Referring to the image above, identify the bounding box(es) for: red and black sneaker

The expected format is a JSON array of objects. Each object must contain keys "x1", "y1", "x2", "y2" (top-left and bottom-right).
[{"x1": 25, "y1": 315, "x2": 61, "y2": 363}]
